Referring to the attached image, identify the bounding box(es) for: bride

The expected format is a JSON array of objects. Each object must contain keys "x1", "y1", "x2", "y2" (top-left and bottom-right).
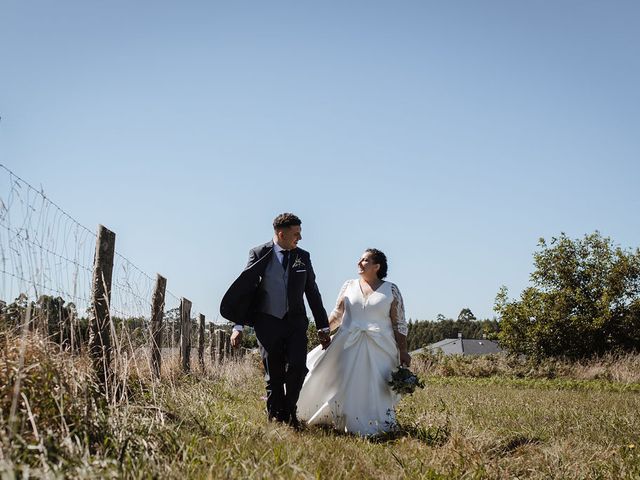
[{"x1": 296, "y1": 248, "x2": 410, "y2": 436}]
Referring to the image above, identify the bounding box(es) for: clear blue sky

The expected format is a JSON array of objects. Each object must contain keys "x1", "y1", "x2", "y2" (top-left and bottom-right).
[{"x1": 2, "y1": 1, "x2": 639, "y2": 322}]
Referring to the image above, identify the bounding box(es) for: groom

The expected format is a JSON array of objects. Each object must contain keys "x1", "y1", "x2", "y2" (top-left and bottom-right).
[{"x1": 220, "y1": 213, "x2": 331, "y2": 427}]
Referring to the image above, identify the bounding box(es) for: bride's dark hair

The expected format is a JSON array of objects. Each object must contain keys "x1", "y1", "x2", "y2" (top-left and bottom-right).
[{"x1": 365, "y1": 248, "x2": 388, "y2": 279}]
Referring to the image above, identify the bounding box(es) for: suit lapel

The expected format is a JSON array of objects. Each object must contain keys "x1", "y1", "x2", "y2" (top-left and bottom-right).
[
  {"x1": 247, "y1": 241, "x2": 274, "y2": 273},
  {"x1": 287, "y1": 249, "x2": 302, "y2": 292}
]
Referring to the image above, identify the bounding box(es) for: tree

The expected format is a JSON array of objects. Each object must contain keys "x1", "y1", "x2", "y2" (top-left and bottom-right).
[
  {"x1": 0, "y1": 293, "x2": 30, "y2": 328},
  {"x1": 1, "y1": 293, "x2": 88, "y2": 350},
  {"x1": 495, "y1": 232, "x2": 640, "y2": 359},
  {"x1": 163, "y1": 307, "x2": 181, "y2": 346},
  {"x1": 457, "y1": 308, "x2": 476, "y2": 322}
]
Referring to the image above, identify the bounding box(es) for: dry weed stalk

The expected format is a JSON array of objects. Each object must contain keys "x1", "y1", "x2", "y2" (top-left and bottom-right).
[{"x1": 8, "y1": 303, "x2": 32, "y2": 442}]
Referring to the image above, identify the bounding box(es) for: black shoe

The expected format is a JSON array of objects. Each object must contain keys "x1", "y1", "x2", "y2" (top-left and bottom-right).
[
  {"x1": 288, "y1": 414, "x2": 302, "y2": 431},
  {"x1": 269, "y1": 411, "x2": 290, "y2": 424}
]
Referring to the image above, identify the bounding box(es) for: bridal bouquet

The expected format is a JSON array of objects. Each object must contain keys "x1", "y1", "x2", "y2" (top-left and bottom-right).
[{"x1": 389, "y1": 366, "x2": 424, "y2": 395}]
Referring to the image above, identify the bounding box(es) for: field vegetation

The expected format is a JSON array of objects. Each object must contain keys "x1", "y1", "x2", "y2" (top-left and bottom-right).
[
  {"x1": 2, "y1": 230, "x2": 639, "y2": 478},
  {"x1": 2, "y1": 329, "x2": 639, "y2": 479}
]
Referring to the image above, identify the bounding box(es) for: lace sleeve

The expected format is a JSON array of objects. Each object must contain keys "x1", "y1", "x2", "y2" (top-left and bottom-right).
[
  {"x1": 328, "y1": 280, "x2": 350, "y2": 330},
  {"x1": 390, "y1": 283, "x2": 408, "y2": 336}
]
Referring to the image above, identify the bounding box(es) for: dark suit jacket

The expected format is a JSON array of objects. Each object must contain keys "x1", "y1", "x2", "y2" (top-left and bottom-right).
[{"x1": 220, "y1": 241, "x2": 329, "y2": 329}]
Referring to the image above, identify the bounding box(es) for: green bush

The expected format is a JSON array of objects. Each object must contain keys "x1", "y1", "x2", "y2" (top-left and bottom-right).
[{"x1": 495, "y1": 232, "x2": 640, "y2": 359}]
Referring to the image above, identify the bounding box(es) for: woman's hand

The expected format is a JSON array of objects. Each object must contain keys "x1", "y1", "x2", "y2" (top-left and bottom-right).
[{"x1": 400, "y1": 351, "x2": 411, "y2": 367}]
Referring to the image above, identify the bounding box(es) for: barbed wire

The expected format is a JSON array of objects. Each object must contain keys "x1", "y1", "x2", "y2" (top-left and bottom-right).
[
  {"x1": 0, "y1": 268, "x2": 91, "y2": 306},
  {"x1": 0, "y1": 220, "x2": 93, "y2": 273},
  {"x1": 0, "y1": 164, "x2": 96, "y2": 239},
  {"x1": 0, "y1": 164, "x2": 203, "y2": 339}
]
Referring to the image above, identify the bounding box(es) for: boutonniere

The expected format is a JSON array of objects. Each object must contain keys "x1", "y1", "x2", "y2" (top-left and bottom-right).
[{"x1": 291, "y1": 257, "x2": 305, "y2": 269}]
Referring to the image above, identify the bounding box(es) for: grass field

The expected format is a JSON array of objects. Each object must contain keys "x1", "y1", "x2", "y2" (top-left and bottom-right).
[{"x1": 2, "y1": 333, "x2": 640, "y2": 479}]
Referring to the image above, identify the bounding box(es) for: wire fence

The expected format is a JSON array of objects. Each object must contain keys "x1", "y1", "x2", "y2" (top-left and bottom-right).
[
  {"x1": 0, "y1": 166, "x2": 95, "y2": 314},
  {"x1": 0, "y1": 163, "x2": 220, "y2": 358}
]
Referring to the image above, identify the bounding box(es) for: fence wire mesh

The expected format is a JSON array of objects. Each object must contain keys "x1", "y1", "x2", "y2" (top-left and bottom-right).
[{"x1": 0, "y1": 164, "x2": 206, "y2": 355}]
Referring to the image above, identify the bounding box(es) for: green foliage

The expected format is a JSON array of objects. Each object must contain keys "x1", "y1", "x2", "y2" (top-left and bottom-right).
[
  {"x1": 240, "y1": 326, "x2": 258, "y2": 349},
  {"x1": 457, "y1": 308, "x2": 476, "y2": 322},
  {"x1": 0, "y1": 293, "x2": 30, "y2": 329},
  {"x1": 0, "y1": 294, "x2": 212, "y2": 351},
  {"x1": 162, "y1": 306, "x2": 181, "y2": 346},
  {"x1": 1, "y1": 293, "x2": 89, "y2": 349},
  {"x1": 495, "y1": 232, "x2": 640, "y2": 359}
]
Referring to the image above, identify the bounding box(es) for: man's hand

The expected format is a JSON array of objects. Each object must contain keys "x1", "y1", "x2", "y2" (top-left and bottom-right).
[
  {"x1": 318, "y1": 330, "x2": 331, "y2": 350},
  {"x1": 231, "y1": 329, "x2": 243, "y2": 348}
]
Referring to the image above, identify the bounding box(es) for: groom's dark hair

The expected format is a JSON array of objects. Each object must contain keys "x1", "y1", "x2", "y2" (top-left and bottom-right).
[
  {"x1": 366, "y1": 248, "x2": 388, "y2": 279},
  {"x1": 273, "y1": 212, "x2": 302, "y2": 230}
]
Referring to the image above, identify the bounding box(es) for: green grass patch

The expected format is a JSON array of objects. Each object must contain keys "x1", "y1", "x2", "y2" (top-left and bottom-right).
[
  {"x1": 2, "y1": 334, "x2": 640, "y2": 479},
  {"x1": 426, "y1": 375, "x2": 640, "y2": 393}
]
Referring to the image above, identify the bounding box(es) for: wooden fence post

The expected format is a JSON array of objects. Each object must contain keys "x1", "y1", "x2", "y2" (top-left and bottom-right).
[
  {"x1": 150, "y1": 274, "x2": 166, "y2": 379},
  {"x1": 69, "y1": 307, "x2": 76, "y2": 353},
  {"x1": 223, "y1": 331, "x2": 231, "y2": 360},
  {"x1": 215, "y1": 329, "x2": 224, "y2": 364},
  {"x1": 209, "y1": 322, "x2": 216, "y2": 365},
  {"x1": 88, "y1": 225, "x2": 116, "y2": 392},
  {"x1": 198, "y1": 314, "x2": 205, "y2": 371},
  {"x1": 180, "y1": 298, "x2": 192, "y2": 372}
]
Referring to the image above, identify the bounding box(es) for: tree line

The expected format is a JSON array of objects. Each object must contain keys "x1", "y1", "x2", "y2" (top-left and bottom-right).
[
  {"x1": 0, "y1": 297, "x2": 206, "y2": 350},
  {"x1": 406, "y1": 311, "x2": 500, "y2": 352},
  {"x1": 3, "y1": 231, "x2": 639, "y2": 360}
]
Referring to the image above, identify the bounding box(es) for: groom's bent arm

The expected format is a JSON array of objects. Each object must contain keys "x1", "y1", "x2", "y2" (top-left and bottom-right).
[
  {"x1": 233, "y1": 249, "x2": 260, "y2": 331},
  {"x1": 230, "y1": 249, "x2": 262, "y2": 346}
]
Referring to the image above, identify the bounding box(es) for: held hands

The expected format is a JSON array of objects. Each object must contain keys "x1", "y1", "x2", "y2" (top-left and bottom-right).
[
  {"x1": 318, "y1": 330, "x2": 331, "y2": 350},
  {"x1": 400, "y1": 351, "x2": 411, "y2": 367},
  {"x1": 230, "y1": 330, "x2": 243, "y2": 348}
]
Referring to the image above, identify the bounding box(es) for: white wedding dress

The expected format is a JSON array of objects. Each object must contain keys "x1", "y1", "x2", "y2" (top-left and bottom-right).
[{"x1": 297, "y1": 279, "x2": 408, "y2": 436}]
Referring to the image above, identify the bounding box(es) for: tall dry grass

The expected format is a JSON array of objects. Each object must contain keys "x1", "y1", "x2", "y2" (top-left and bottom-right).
[
  {"x1": 1, "y1": 328, "x2": 105, "y2": 476},
  {"x1": 0, "y1": 315, "x2": 268, "y2": 478},
  {"x1": 412, "y1": 350, "x2": 640, "y2": 384},
  {"x1": 2, "y1": 324, "x2": 640, "y2": 479}
]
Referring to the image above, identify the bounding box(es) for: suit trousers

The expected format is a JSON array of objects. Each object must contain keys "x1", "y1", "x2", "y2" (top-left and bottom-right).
[{"x1": 253, "y1": 312, "x2": 309, "y2": 422}]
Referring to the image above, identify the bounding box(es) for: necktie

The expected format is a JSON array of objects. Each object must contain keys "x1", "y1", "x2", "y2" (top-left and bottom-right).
[{"x1": 281, "y1": 250, "x2": 290, "y2": 270}]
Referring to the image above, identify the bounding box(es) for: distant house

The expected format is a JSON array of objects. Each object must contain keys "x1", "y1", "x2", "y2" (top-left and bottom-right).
[{"x1": 411, "y1": 333, "x2": 503, "y2": 356}]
